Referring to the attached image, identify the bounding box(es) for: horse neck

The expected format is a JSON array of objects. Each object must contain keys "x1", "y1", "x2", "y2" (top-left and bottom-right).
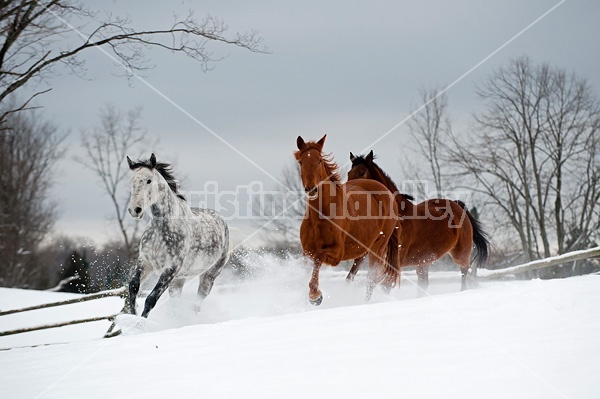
[
  {"x1": 368, "y1": 165, "x2": 415, "y2": 217},
  {"x1": 396, "y1": 194, "x2": 415, "y2": 217},
  {"x1": 307, "y1": 181, "x2": 342, "y2": 217},
  {"x1": 150, "y1": 180, "x2": 189, "y2": 220}
]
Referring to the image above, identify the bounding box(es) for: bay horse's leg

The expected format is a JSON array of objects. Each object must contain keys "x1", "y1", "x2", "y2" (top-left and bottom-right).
[
  {"x1": 346, "y1": 255, "x2": 366, "y2": 282},
  {"x1": 308, "y1": 258, "x2": 323, "y2": 306},
  {"x1": 141, "y1": 266, "x2": 177, "y2": 318},
  {"x1": 127, "y1": 260, "x2": 143, "y2": 315},
  {"x1": 450, "y1": 248, "x2": 471, "y2": 292},
  {"x1": 461, "y1": 267, "x2": 468, "y2": 291},
  {"x1": 365, "y1": 259, "x2": 377, "y2": 301},
  {"x1": 416, "y1": 265, "x2": 429, "y2": 297}
]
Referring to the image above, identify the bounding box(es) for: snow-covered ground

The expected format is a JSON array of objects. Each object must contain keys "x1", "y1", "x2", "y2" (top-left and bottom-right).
[{"x1": 1, "y1": 256, "x2": 599, "y2": 398}]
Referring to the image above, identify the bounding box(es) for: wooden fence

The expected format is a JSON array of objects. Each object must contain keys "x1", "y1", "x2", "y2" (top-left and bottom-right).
[
  {"x1": 0, "y1": 287, "x2": 127, "y2": 338},
  {"x1": 481, "y1": 246, "x2": 600, "y2": 280}
]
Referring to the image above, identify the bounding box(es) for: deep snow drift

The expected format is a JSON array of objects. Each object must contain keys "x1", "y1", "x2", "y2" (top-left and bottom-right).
[{"x1": 0, "y1": 255, "x2": 599, "y2": 398}]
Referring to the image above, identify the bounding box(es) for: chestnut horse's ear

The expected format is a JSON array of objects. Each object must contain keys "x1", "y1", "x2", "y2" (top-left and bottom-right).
[
  {"x1": 127, "y1": 156, "x2": 134, "y2": 170},
  {"x1": 366, "y1": 150, "x2": 374, "y2": 163},
  {"x1": 150, "y1": 153, "x2": 157, "y2": 168},
  {"x1": 316, "y1": 134, "x2": 327, "y2": 149},
  {"x1": 296, "y1": 136, "x2": 306, "y2": 150},
  {"x1": 350, "y1": 152, "x2": 356, "y2": 162}
]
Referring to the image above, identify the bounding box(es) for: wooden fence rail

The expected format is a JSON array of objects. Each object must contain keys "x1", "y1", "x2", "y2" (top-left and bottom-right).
[
  {"x1": 0, "y1": 287, "x2": 126, "y2": 317},
  {"x1": 0, "y1": 286, "x2": 127, "y2": 339},
  {"x1": 0, "y1": 315, "x2": 120, "y2": 337},
  {"x1": 482, "y1": 246, "x2": 600, "y2": 280}
]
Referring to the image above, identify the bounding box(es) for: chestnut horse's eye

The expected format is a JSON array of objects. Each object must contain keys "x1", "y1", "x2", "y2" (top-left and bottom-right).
[{"x1": 318, "y1": 159, "x2": 322, "y2": 164}]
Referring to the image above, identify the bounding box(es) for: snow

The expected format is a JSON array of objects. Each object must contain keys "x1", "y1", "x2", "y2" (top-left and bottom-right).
[{"x1": 0, "y1": 258, "x2": 599, "y2": 398}]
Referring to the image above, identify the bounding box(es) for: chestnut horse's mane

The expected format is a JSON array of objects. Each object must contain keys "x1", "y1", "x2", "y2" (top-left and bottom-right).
[
  {"x1": 295, "y1": 142, "x2": 341, "y2": 183},
  {"x1": 351, "y1": 154, "x2": 414, "y2": 202}
]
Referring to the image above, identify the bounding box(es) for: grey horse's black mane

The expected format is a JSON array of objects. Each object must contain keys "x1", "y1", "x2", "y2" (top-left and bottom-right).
[{"x1": 129, "y1": 157, "x2": 186, "y2": 201}]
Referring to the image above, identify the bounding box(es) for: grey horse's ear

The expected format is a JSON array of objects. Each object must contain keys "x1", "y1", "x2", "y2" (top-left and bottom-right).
[
  {"x1": 127, "y1": 156, "x2": 134, "y2": 169},
  {"x1": 297, "y1": 136, "x2": 306, "y2": 150},
  {"x1": 150, "y1": 153, "x2": 157, "y2": 168},
  {"x1": 366, "y1": 150, "x2": 374, "y2": 163},
  {"x1": 350, "y1": 152, "x2": 355, "y2": 162}
]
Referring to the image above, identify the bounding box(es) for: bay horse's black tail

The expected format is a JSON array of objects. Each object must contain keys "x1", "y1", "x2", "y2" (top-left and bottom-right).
[{"x1": 456, "y1": 201, "x2": 490, "y2": 268}]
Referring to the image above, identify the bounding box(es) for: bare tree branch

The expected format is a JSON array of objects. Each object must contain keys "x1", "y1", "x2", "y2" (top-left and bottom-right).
[
  {"x1": 0, "y1": 1, "x2": 268, "y2": 123},
  {"x1": 448, "y1": 57, "x2": 600, "y2": 260},
  {"x1": 76, "y1": 104, "x2": 151, "y2": 263}
]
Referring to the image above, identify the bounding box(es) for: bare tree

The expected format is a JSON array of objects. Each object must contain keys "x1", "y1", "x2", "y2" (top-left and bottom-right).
[
  {"x1": 404, "y1": 87, "x2": 453, "y2": 196},
  {"x1": 252, "y1": 162, "x2": 304, "y2": 251},
  {"x1": 0, "y1": 106, "x2": 64, "y2": 287},
  {"x1": 77, "y1": 104, "x2": 149, "y2": 263},
  {"x1": 0, "y1": 1, "x2": 266, "y2": 122},
  {"x1": 450, "y1": 57, "x2": 600, "y2": 261}
]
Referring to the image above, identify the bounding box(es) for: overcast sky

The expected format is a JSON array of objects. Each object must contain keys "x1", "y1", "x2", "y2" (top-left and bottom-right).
[{"x1": 30, "y1": 0, "x2": 600, "y2": 245}]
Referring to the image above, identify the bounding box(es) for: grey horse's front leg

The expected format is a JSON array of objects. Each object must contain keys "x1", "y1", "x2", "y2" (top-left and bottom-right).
[
  {"x1": 141, "y1": 266, "x2": 177, "y2": 318},
  {"x1": 126, "y1": 260, "x2": 143, "y2": 315}
]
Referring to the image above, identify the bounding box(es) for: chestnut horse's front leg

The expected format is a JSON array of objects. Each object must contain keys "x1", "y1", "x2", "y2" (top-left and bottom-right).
[{"x1": 308, "y1": 257, "x2": 323, "y2": 306}]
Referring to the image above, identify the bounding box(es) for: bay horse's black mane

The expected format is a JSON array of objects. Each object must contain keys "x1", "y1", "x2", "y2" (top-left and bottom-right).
[
  {"x1": 351, "y1": 154, "x2": 415, "y2": 202},
  {"x1": 129, "y1": 157, "x2": 186, "y2": 201}
]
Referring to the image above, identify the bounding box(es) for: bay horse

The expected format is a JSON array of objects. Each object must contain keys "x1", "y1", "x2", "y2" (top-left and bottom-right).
[
  {"x1": 347, "y1": 150, "x2": 489, "y2": 294},
  {"x1": 126, "y1": 153, "x2": 229, "y2": 318},
  {"x1": 295, "y1": 135, "x2": 400, "y2": 305}
]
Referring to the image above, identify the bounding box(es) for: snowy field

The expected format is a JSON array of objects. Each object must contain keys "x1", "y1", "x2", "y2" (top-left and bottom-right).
[{"x1": 0, "y1": 256, "x2": 599, "y2": 398}]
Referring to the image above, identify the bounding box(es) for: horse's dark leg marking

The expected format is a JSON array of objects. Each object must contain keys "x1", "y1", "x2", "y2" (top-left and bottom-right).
[
  {"x1": 141, "y1": 266, "x2": 177, "y2": 318},
  {"x1": 451, "y1": 249, "x2": 471, "y2": 292},
  {"x1": 416, "y1": 265, "x2": 429, "y2": 297},
  {"x1": 346, "y1": 255, "x2": 366, "y2": 282},
  {"x1": 169, "y1": 278, "x2": 186, "y2": 298},
  {"x1": 127, "y1": 260, "x2": 143, "y2": 315}
]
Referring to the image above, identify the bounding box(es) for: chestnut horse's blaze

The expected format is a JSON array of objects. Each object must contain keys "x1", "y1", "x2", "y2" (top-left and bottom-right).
[
  {"x1": 295, "y1": 135, "x2": 400, "y2": 305},
  {"x1": 347, "y1": 150, "x2": 490, "y2": 294}
]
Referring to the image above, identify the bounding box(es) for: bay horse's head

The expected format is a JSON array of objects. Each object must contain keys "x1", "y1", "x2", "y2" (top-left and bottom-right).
[
  {"x1": 294, "y1": 134, "x2": 340, "y2": 200},
  {"x1": 348, "y1": 150, "x2": 375, "y2": 180}
]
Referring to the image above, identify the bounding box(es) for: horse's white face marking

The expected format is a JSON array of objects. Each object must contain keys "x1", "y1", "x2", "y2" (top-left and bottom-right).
[{"x1": 128, "y1": 167, "x2": 162, "y2": 219}]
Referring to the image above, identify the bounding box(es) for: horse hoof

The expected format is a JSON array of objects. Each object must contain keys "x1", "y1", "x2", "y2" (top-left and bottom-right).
[{"x1": 309, "y1": 295, "x2": 323, "y2": 306}]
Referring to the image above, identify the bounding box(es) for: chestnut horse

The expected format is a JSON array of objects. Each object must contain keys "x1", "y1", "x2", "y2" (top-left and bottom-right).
[
  {"x1": 347, "y1": 151, "x2": 489, "y2": 294},
  {"x1": 295, "y1": 135, "x2": 400, "y2": 305}
]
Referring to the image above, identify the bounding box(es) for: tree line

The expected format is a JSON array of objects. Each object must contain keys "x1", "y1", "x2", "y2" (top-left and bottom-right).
[
  {"x1": 256, "y1": 57, "x2": 600, "y2": 277},
  {"x1": 0, "y1": 0, "x2": 264, "y2": 290},
  {"x1": 0, "y1": 1, "x2": 597, "y2": 289}
]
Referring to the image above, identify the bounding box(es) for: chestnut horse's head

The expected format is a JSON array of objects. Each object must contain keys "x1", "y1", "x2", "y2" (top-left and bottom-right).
[
  {"x1": 348, "y1": 150, "x2": 375, "y2": 180},
  {"x1": 295, "y1": 134, "x2": 339, "y2": 200}
]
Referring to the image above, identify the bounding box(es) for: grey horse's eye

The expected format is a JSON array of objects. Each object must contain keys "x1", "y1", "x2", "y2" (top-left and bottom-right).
[{"x1": 147, "y1": 179, "x2": 152, "y2": 184}]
